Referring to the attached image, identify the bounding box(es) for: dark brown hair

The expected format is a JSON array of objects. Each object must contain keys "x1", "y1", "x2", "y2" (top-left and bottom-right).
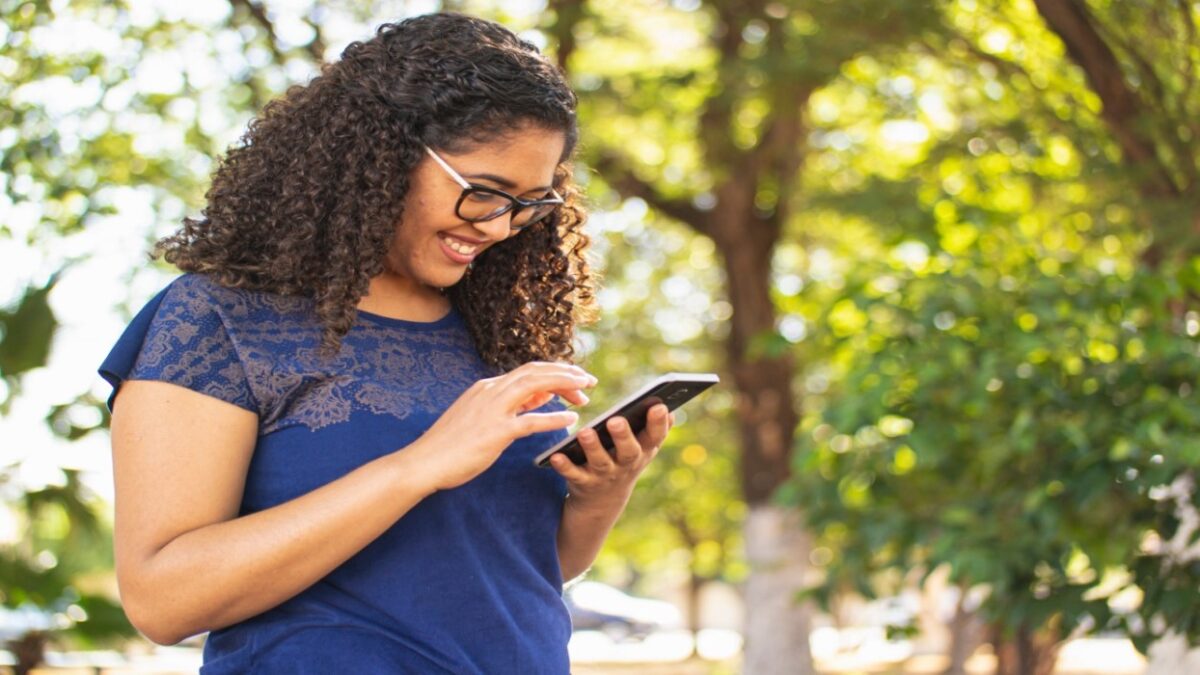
[{"x1": 157, "y1": 13, "x2": 595, "y2": 371}]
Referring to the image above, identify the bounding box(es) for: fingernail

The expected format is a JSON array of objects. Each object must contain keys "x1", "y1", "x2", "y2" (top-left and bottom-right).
[{"x1": 578, "y1": 392, "x2": 590, "y2": 405}]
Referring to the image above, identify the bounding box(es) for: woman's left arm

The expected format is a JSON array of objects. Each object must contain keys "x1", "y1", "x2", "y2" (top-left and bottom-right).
[{"x1": 549, "y1": 404, "x2": 673, "y2": 582}]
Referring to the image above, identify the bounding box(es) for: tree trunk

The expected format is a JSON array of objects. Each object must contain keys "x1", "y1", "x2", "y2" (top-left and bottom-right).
[
  {"x1": 1147, "y1": 632, "x2": 1200, "y2": 674},
  {"x1": 742, "y1": 505, "x2": 815, "y2": 674},
  {"x1": 1030, "y1": 0, "x2": 1195, "y2": 268},
  {"x1": 943, "y1": 592, "x2": 983, "y2": 675},
  {"x1": 708, "y1": 181, "x2": 813, "y2": 675},
  {"x1": 991, "y1": 623, "x2": 1061, "y2": 675},
  {"x1": 685, "y1": 570, "x2": 703, "y2": 656},
  {"x1": 8, "y1": 631, "x2": 48, "y2": 675},
  {"x1": 1145, "y1": 474, "x2": 1200, "y2": 672},
  {"x1": 553, "y1": 4, "x2": 815, "y2": 669}
]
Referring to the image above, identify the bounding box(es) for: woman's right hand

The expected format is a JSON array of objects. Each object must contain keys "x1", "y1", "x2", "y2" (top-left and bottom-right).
[{"x1": 411, "y1": 361, "x2": 596, "y2": 491}]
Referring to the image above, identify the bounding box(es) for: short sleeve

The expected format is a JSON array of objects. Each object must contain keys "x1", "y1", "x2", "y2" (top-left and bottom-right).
[{"x1": 99, "y1": 275, "x2": 258, "y2": 415}]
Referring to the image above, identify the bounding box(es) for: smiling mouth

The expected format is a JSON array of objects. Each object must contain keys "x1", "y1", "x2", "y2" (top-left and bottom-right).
[{"x1": 438, "y1": 233, "x2": 482, "y2": 263}]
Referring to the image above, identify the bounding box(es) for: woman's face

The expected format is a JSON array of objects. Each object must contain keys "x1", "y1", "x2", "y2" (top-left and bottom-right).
[{"x1": 383, "y1": 125, "x2": 567, "y2": 293}]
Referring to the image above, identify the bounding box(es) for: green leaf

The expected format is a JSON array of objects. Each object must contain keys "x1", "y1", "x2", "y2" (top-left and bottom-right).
[{"x1": 0, "y1": 275, "x2": 59, "y2": 379}]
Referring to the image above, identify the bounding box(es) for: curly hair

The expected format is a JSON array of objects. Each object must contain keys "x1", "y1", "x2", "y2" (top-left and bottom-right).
[{"x1": 156, "y1": 12, "x2": 596, "y2": 372}]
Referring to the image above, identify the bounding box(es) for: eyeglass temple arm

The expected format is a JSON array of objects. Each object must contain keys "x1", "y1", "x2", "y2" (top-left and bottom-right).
[
  {"x1": 424, "y1": 146, "x2": 472, "y2": 190},
  {"x1": 426, "y1": 145, "x2": 564, "y2": 203}
]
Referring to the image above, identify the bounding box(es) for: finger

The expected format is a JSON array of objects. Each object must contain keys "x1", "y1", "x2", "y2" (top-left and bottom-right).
[
  {"x1": 499, "y1": 372, "x2": 588, "y2": 410},
  {"x1": 548, "y1": 452, "x2": 590, "y2": 483},
  {"x1": 518, "y1": 391, "x2": 555, "y2": 412},
  {"x1": 606, "y1": 415, "x2": 642, "y2": 465},
  {"x1": 536, "y1": 382, "x2": 590, "y2": 408},
  {"x1": 501, "y1": 372, "x2": 594, "y2": 412},
  {"x1": 556, "y1": 387, "x2": 591, "y2": 408},
  {"x1": 511, "y1": 361, "x2": 598, "y2": 385},
  {"x1": 512, "y1": 410, "x2": 579, "y2": 437},
  {"x1": 578, "y1": 427, "x2": 615, "y2": 470},
  {"x1": 635, "y1": 405, "x2": 672, "y2": 452},
  {"x1": 519, "y1": 389, "x2": 582, "y2": 413}
]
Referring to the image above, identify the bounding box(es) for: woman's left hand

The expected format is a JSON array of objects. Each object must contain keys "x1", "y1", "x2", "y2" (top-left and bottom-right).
[{"x1": 547, "y1": 403, "x2": 674, "y2": 514}]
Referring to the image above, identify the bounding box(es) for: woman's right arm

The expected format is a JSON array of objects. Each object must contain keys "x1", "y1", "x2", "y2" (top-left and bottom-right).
[{"x1": 111, "y1": 362, "x2": 592, "y2": 645}]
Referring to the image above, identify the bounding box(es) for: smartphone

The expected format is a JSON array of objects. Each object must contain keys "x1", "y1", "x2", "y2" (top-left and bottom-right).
[{"x1": 533, "y1": 372, "x2": 720, "y2": 468}]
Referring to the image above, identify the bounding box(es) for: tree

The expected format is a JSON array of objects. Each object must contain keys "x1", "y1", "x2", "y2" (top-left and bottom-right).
[
  {"x1": 1, "y1": 467, "x2": 134, "y2": 675},
  {"x1": 0, "y1": 0, "x2": 338, "y2": 664},
  {"x1": 783, "y1": 1, "x2": 1200, "y2": 673},
  {"x1": 5, "y1": 0, "x2": 749, "y2": 666},
  {"x1": 791, "y1": 249, "x2": 1200, "y2": 675},
  {"x1": 573, "y1": 207, "x2": 744, "y2": 649},
  {"x1": 542, "y1": 1, "x2": 943, "y2": 670}
]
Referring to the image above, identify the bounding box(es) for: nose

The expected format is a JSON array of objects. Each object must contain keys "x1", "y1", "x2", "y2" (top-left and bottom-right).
[{"x1": 472, "y1": 210, "x2": 516, "y2": 242}]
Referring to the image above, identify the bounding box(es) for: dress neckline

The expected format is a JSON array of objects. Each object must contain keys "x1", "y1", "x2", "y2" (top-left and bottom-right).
[{"x1": 355, "y1": 306, "x2": 458, "y2": 330}]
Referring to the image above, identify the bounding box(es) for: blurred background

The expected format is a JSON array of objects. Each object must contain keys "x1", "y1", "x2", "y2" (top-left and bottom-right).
[{"x1": 2, "y1": 0, "x2": 1199, "y2": 673}]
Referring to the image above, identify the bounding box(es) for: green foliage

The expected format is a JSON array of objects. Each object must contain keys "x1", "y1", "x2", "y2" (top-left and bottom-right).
[
  {"x1": 774, "y1": 0, "x2": 1200, "y2": 656},
  {"x1": 576, "y1": 209, "x2": 746, "y2": 586},
  {"x1": 0, "y1": 0, "x2": 336, "y2": 661},
  {"x1": 3, "y1": 0, "x2": 1198, "y2": 664},
  {"x1": 0, "y1": 274, "x2": 58, "y2": 410},
  {"x1": 789, "y1": 235, "x2": 1200, "y2": 642},
  {"x1": 542, "y1": 2, "x2": 1200, "y2": 658},
  {"x1": 0, "y1": 466, "x2": 134, "y2": 645}
]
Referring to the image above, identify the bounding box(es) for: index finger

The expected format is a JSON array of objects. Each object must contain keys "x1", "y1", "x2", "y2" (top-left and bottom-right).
[
  {"x1": 511, "y1": 361, "x2": 597, "y2": 383},
  {"x1": 501, "y1": 371, "x2": 595, "y2": 413}
]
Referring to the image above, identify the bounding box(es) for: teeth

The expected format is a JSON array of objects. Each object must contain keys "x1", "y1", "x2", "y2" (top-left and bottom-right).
[{"x1": 442, "y1": 236, "x2": 478, "y2": 255}]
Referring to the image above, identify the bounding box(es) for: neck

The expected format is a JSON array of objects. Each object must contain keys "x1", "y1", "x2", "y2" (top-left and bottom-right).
[{"x1": 358, "y1": 273, "x2": 450, "y2": 322}]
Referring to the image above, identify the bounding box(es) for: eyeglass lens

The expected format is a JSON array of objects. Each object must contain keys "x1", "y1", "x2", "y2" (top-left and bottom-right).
[{"x1": 457, "y1": 190, "x2": 557, "y2": 227}]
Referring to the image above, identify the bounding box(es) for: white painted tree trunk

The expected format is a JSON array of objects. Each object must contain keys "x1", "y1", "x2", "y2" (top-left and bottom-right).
[
  {"x1": 1146, "y1": 474, "x2": 1200, "y2": 674},
  {"x1": 742, "y1": 504, "x2": 816, "y2": 675},
  {"x1": 1147, "y1": 634, "x2": 1200, "y2": 674}
]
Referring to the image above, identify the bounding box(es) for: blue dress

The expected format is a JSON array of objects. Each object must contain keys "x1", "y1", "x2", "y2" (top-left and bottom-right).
[{"x1": 99, "y1": 274, "x2": 572, "y2": 674}]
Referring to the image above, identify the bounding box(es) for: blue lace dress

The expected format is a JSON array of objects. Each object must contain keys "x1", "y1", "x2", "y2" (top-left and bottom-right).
[{"x1": 100, "y1": 274, "x2": 572, "y2": 674}]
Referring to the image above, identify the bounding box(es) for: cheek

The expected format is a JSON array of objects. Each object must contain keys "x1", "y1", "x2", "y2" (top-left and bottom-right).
[
  {"x1": 387, "y1": 218, "x2": 437, "y2": 266},
  {"x1": 391, "y1": 228, "x2": 421, "y2": 262}
]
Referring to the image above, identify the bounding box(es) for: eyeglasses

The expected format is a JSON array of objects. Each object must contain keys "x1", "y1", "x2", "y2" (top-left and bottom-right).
[{"x1": 423, "y1": 146, "x2": 564, "y2": 231}]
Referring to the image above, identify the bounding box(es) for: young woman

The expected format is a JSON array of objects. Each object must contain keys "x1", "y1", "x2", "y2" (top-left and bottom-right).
[{"x1": 99, "y1": 13, "x2": 671, "y2": 674}]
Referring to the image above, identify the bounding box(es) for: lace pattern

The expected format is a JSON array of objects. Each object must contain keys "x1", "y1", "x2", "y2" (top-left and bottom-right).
[{"x1": 129, "y1": 275, "x2": 490, "y2": 434}]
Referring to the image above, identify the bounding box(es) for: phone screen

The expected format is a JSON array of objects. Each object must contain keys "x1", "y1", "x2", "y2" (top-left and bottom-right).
[{"x1": 536, "y1": 376, "x2": 717, "y2": 467}]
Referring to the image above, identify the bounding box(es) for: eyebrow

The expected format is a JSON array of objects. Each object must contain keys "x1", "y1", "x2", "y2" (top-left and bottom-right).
[{"x1": 463, "y1": 172, "x2": 553, "y2": 194}]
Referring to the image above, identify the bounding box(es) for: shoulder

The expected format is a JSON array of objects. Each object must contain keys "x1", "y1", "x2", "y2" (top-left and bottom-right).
[
  {"x1": 160, "y1": 274, "x2": 313, "y2": 325},
  {"x1": 164, "y1": 272, "x2": 283, "y2": 308},
  {"x1": 101, "y1": 274, "x2": 272, "y2": 415}
]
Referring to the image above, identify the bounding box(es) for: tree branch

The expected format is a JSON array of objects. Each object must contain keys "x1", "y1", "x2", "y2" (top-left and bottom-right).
[
  {"x1": 1175, "y1": 0, "x2": 1198, "y2": 107},
  {"x1": 742, "y1": 15, "x2": 811, "y2": 237},
  {"x1": 229, "y1": 0, "x2": 286, "y2": 64},
  {"x1": 913, "y1": 36, "x2": 1087, "y2": 151},
  {"x1": 1089, "y1": 6, "x2": 1197, "y2": 190},
  {"x1": 1032, "y1": 0, "x2": 1180, "y2": 196},
  {"x1": 545, "y1": 0, "x2": 587, "y2": 74},
  {"x1": 698, "y1": 0, "x2": 749, "y2": 171},
  {"x1": 301, "y1": 14, "x2": 327, "y2": 63},
  {"x1": 229, "y1": 0, "x2": 325, "y2": 64},
  {"x1": 592, "y1": 151, "x2": 711, "y2": 236},
  {"x1": 1172, "y1": 0, "x2": 1200, "y2": 187},
  {"x1": 666, "y1": 511, "x2": 698, "y2": 549}
]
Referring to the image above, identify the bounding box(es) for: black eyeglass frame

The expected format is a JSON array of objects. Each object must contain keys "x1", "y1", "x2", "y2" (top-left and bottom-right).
[{"x1": 424, "y1": 146, "x2": 565, "y2": 231}]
